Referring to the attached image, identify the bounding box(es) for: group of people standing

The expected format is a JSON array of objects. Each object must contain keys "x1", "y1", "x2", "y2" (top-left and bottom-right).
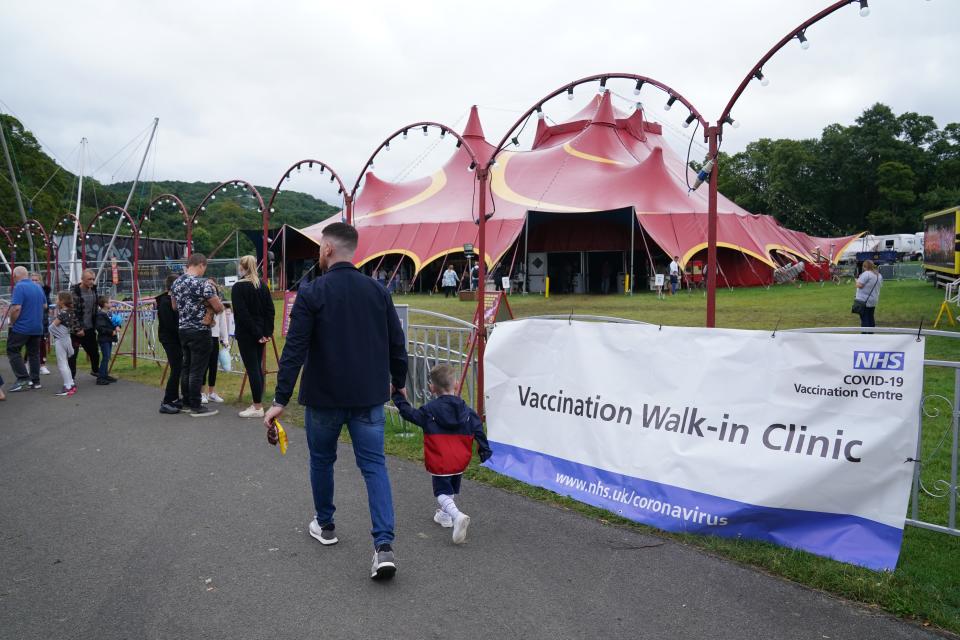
[
  {"x1": 155, "y1": 253, "x2": 274, "y2": 418},
  {"x1": 3, "y1": 266, "x2": 118, "y2": 400}
]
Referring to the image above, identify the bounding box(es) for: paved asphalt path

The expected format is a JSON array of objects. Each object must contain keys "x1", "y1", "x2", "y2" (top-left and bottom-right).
[{"x1": 0, "y1": 362, "x2": 946, "y2": 640}]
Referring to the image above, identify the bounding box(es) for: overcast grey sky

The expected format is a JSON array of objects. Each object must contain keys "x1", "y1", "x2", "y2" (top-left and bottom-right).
[{"x1": 2, "y1": 0, "x2": 957, "y2": 206}]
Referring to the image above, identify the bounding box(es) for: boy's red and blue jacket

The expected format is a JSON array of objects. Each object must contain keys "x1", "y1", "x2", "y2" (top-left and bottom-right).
[{"x1": 392, "y1": 392, "x2": 492, "y2": 476}]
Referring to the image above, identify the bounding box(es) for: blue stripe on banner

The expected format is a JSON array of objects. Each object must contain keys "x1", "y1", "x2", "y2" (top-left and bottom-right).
[{"x1": 486, "y1": 441, "x2": 904, "y2": 571}]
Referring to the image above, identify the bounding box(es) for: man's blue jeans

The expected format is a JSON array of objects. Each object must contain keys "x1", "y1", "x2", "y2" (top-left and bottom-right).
[{"x1": 304, "y1": 404, "x2": 395, "y2": 548}]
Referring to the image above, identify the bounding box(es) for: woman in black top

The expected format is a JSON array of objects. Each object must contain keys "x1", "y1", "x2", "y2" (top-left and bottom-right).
[
  {"x1": 157, "y1": 274, "x2": 183, "y2": 413},
  {"x1": 232, "y1": 255, "x2": 275, "y2": 418}
]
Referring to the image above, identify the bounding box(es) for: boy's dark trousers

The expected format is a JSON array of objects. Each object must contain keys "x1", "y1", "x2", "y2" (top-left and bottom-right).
[{"x1": 98, "y1": 341, "x2": 113, "y2": 379}]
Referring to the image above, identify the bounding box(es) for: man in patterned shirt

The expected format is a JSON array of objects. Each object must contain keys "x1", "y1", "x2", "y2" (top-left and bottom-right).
[{"x1": 171, "y1": 253, "x2": 224, "y2": 417}]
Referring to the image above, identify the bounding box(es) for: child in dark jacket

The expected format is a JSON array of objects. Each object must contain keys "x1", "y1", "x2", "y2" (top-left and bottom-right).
[
  {"x1": 94, "y1": 296, "x2": 118, "y2": 385},
  {"x1": 392, "y1": 363, "x2": 491, "y2": 544}
]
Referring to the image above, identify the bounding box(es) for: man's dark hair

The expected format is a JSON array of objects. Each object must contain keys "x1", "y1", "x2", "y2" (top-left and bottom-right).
[
  {"x1": 322, "y1": 223, "x2": 359, "y2": 253},
  {"x1": 165, "y1": 274, "x2": 178, "y2": 290},
  {"x1": 187, "y1": 253, "x2": 208, "y2": 268}
]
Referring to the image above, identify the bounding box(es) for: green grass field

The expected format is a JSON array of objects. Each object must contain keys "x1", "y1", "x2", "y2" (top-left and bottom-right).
[{"x1": 105, "y1": 278, "x2": 960, "y2": 632}]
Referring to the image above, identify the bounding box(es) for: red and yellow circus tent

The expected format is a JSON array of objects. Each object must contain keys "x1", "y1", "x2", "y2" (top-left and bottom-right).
[{"x1": 301, "y1": 91, "x2": 859, "y2": 286}]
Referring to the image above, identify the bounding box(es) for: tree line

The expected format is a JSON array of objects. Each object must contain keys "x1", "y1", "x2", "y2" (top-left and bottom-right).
[
  {"x1": 715, "y1": 103, "x2": 960, "y2": 236},
  {"x1": 0, "y1": 114, "x2": 338, "y2": 257}
]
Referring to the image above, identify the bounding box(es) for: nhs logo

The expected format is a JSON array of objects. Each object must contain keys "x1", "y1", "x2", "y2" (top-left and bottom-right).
[{"x1": 853, "y1": 351, "x2": 905, "y2": 371}]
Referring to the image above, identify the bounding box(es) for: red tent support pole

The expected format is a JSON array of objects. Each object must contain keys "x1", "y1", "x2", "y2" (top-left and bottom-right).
[
  {"x1": 186, "y1": 222, "x2": 193, "y2": 258},
  {"x1": 475, "y1": 168, "x2": 489, "y2": 419},
  {"x1": 345, "y1": 196, "x2": 354, "y2": 226},
  {"x1": 45, "y1": 241, "x2": 52, "y2": 289},
  {"x1": 706, "y1": 126, "x2": 719, "y2": 329},
  {"x1": 261, "y1": 211, "x2": 269, "y2": 284}
]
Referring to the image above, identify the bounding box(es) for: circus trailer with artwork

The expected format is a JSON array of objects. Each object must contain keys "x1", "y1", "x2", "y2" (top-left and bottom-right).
[{"x1": 923, "y1": 206, "x2": 960, "y2": 279}]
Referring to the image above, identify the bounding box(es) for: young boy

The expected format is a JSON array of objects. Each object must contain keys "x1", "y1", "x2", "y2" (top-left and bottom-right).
[
  {"x1": 94, "y1": 296, "x2": 119, "y2": 385},
  {"x1": 392, "y1": 364, "x2": 491, "y2": 544}
]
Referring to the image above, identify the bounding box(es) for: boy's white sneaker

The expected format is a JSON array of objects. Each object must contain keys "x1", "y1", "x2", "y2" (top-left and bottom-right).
[
  {"x1": 452, "y1": 513, "x2": 470, "y2": 544},
  {"x1": 208, "y1": 392, "x2": 224, "y2": 403},
  {"x1": 39, "y1": 365, "x2": 51, "y2": 375},
  {"x1": 201, "y1": 393, "x2": 209, "y2": 404},
  {"x1": 433, "y1": 509, "x2": 453, "y2": 528},
  {"x1": 239, "y1": 405, "x2": 265, "y2": 418}
]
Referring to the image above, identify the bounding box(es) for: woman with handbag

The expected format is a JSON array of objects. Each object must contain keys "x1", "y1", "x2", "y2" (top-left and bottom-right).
[
  {"x1": 852, "y1": 259, "x2": 882, "y2": 329},
  {"x1": 232, "y1": 255, "x2": 275, "y2": 418}
]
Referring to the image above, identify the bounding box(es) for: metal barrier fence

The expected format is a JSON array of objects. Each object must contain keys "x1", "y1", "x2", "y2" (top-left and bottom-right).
[
  {"x1": 405, "y1": 309, "x2": 478, "y2": 409},
  {"x1": 109, "y1": 305, "x2": 482, "y2": 410}
]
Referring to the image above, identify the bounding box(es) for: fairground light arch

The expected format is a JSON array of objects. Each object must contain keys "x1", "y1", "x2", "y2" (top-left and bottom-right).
[
  {"x1": 266, "y1": 158, "x2": 350, "y2": 285},
  {"x1": 192, "y1": 181, "x2": 267, "y2": 280},
  {"x1": 348, "y1": 121, "x2": 489, "y2": 411},
  {"x1": 701, "y1": 0, "x2": 915, "y2": 327},
  {"x1": 10, "y1": 218, "x2": 54, "y2": 286},
  {"x1": 482, "y1": 73, "x2": 705, "y2": 414}
]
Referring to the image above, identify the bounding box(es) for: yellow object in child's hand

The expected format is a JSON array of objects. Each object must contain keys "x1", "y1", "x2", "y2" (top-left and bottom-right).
[{"x1": 274, "y1": 419, "x2": 288, "y2": 455}]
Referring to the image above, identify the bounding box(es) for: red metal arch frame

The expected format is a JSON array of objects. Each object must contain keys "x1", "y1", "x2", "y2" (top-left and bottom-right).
[
  {"x1": 193, "y1": 180, "x2": 267, "y2": 280},
  {"x1": 350, "y1": 121, "x2": 482, "y2": 205},
  {"x1": 10, "y1": 218, "x2": 54, "y2": 286},
  {"x1": 716, "y1": 0, "x2": 866, "y2": 141},
  {"x1": 702, "y1": 0, "x2": 882, "y2": 327},
  {"x1": 266, "y1": 159, "x2": 350, "y2": 282},
  {"x1": 139, "y1": 193, "x2": 191, "y2": 229},
  {"x1": 473, "y1": 77, "x2": 703, "y2": 417},
  {"x1": 488, "y1": 73, "x2": 708, "y2": 163},
  {"x1": 349, "y1": 121, "x2": 486, "y2": 413}
]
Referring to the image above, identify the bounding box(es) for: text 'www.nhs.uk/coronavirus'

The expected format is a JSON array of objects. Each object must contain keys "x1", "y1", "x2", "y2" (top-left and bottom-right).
[{"x1": 553, "y1": 472, "x2": 729, "y2": 527}]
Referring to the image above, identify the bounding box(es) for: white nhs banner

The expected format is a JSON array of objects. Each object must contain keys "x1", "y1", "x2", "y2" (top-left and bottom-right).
[{"x1": 483, "y1": 319, "x2": 924, "y2": 571}]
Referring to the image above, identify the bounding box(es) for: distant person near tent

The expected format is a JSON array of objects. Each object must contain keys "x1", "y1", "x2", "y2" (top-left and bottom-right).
[
  {"x1": 669, "y1": 256, "x2": 681, "y2": 295},
  {"x1": 442, "y1": 265, "x2": 459, "y2": 298},
  {"x1": 853, "y1": 259, "x2": 882, "y2": 330}
]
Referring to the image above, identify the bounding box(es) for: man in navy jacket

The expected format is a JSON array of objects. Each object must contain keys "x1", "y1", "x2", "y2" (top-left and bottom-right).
[{"x1": 265, "y1": 222, "x2": 407, "y2": 581}]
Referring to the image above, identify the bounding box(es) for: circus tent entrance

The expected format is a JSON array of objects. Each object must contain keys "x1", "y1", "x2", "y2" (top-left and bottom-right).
[{"x1": 522, "y1": 207, "x2": 644, "y2": 294}]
